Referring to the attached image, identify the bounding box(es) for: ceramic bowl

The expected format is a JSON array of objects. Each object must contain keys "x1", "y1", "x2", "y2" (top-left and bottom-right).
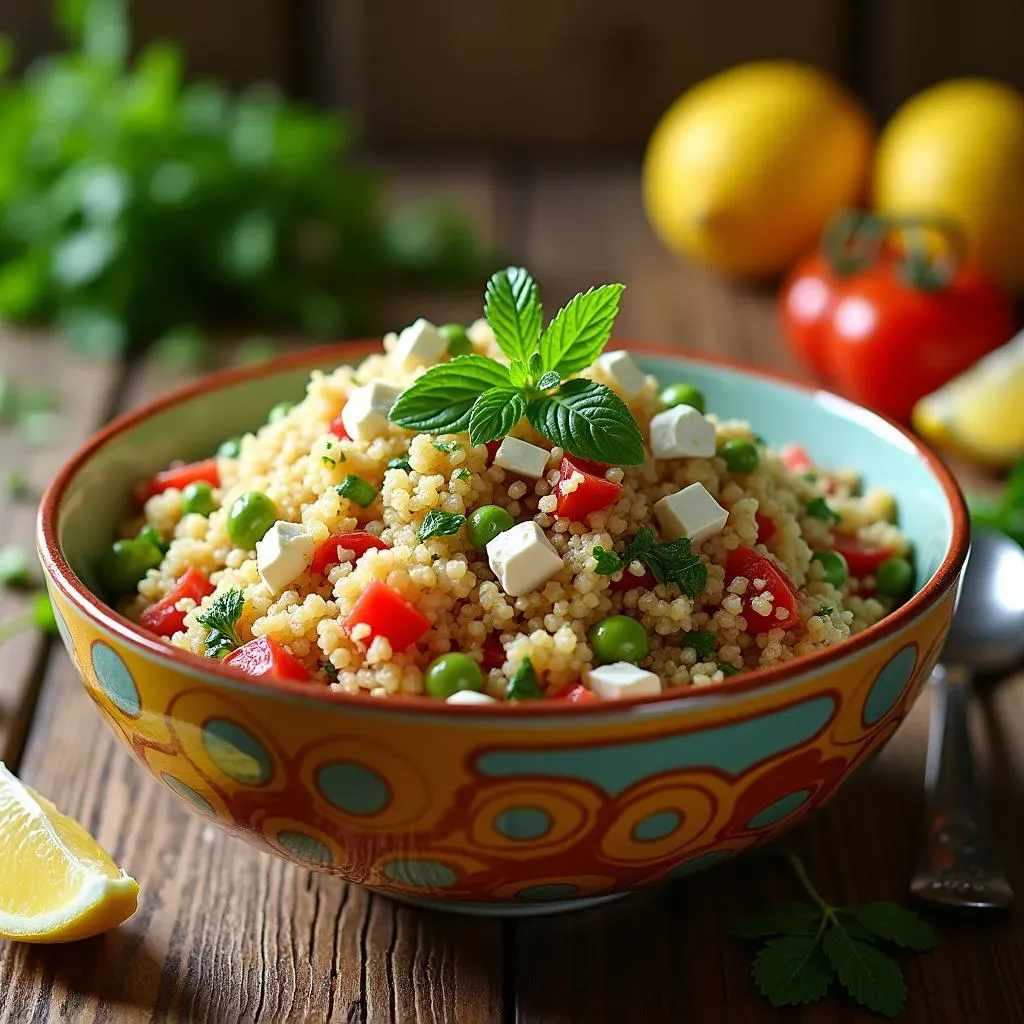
[{"x1": 37, "y1": 343, "x2": 968, "y2": 915}]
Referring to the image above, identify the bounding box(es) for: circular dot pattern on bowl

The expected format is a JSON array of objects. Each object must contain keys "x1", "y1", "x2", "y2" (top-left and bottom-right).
[
  {"x1": 863, "y1": 643, "x2": 918, "y2": 726},
  {"x1": 90, "y1": 641, "x2": 141, "y2": 718}
]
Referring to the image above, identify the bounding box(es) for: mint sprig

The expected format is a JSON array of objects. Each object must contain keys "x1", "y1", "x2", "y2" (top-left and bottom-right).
[
  {"x1": 389, "y1": 267, "x2": 644, "y2": 466},
  {"x1": 590, "y1": 528, "x2": 708, "y2": 598},
  {"x1": 732, "y1": 852, "x2": 936, "y2": 1017},
  {"x1": 197, "y1": 588, "x2": 244, "y2": 659}
]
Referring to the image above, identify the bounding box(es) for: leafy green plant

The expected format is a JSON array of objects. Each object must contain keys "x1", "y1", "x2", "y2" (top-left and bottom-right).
[
  {"x1": 969, "y1": 458, "x2": 1024, "y2": 548},
  {"x1": 0, "y1": 0, "x2": 492, "y2": 354}
]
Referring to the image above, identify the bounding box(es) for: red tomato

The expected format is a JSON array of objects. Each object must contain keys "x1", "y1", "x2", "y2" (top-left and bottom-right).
[
  {"x1": 139, "y1": 568, "x2": 215, "y2": 637},
  {"x1": 832, "y1": 535, "x2": 892, "y2": 578},
  {"x1": 345, "y1": 580, "x2": 430, "y2": 652},
  {"x1": 482, "y1": 634, "x2": 506, "y2": 672},
  {"x1": 822, "y1": 263, "x2": 1014, "y2": 422},
  {"x1": 311, "y1": 532, "x2": 388, "y2": 575},
  {"x1": 550, "y1": 682, "x2": 599, "y2": 703},
  {"x1": 725, "y1": 546, "x2": 801, "y2": 632},
  {"x1": 755, "y1": 511, "x2": 777, "y2": 543},
  {"x1": 224, "y1": 635, "x2": 310, "y2": 682},
  {"x1": 555, "y1": 456, "x2": 623, "y2": 521},
  {"x1": 329, "y1": 413, "x2": 349, "y2": 440},
  {"x1": 779, "y1": 250, "x2": 843, "y2": 379},
  {"x1": 138, "y1": 458, "x2": 219, "y2": 502},
  {"x1": 779, "y1": 444, "x2": 813, "y2": 475},
  {"x1": 484, "y1": 439, "x2": 502, "y2": 464}
]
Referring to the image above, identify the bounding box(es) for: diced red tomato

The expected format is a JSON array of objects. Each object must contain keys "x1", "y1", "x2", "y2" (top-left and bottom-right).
[
  {"x1": 555, "y1": 456, "x2": 623, "y2": 521},
  {"x1": 779, "y1": 444, "x2": 813, "y2": 475},
  {"x1": 755, "y1": 511, "x2": 777, "y2": 543},
  {"x1": 550, "y1": 682, "x2": 599, "y2": 703},
  {"x1": 137, "y1": 458, "x2": 220, "y2": 502},
  {"x1": 483, "y1": 634, "x2": 506, "y2": 672},
  {"x1": 345, "y1": 580, "x2": 430, "y2": 652},
  {"x1": 832, "y1": 535, "x2": 892, "y2": 578},
  {"x1": 725, "y1": 546, "x2": 801, "y2": 632},
  {"x1": 611, "y1": 567, "x2": 657, "y2": 592},
  {"x1": 484, "y1": 440, "x2": 502, "y2": 464},
  {"x1": 329, "y1": 412, "x2": 349, "y2": 440},
  {"x1": 311, "y1": 532, "x2": 388, "y2": 575},
  {"x1": 139, "y1": 568, "x2": 215, "y2": 638},
  {"x1": 224, "y1": 635, "x2": 310, "y2": 682}
]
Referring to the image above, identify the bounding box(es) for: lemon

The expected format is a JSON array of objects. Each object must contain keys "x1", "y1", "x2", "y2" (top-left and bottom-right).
[
  {"x1": 913, "y1": 330, "x2": 1024, "y2": 466},
  {"x1": 875, "y1": 79, "x2": 1024, "y2": 293},
  {"x1": 642, "y1": 61, "x2": 873, "y2": 278},
  {"x1": 0, "y1": 762, "x2": 138, "y2": 942}
]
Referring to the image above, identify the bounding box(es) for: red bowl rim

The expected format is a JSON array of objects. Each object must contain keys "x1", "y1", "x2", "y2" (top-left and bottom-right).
[{"x1": 38, "y1": 339, "x2": 969, "y2": 717}]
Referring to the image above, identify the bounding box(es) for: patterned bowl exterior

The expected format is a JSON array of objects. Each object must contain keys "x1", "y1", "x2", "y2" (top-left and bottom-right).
[{"x1": 46, "y1": 580, "x2": 954, "y2": 909}]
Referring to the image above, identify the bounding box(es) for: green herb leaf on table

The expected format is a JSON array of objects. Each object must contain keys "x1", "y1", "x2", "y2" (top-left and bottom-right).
[
  {"x1": 592, "y1": 546, "x2": 624, "y2": 576},
  {"x1": 679, "y1": 630, "x2": 715, "y2": 658},
  {"x1": 753, "y1": 936, "x2": 834, "y2": 1008},
  {"x1": 844, "y1": 903, "x2": 938, "y2": 951},
  {"x1": 468, "y1": 389, "x2": 527, "y2": 446},
  {"x1": 196, "y1": 588, "x2": 244, "y2": 659},
  {"x1": 731, "y1": 901, "x2": 822, "y2": 939},
  {"x1": 506, "y1": 658, "x2": 542, "y2": 701},
  {"x1": 418, "y1": 510, "x2": 466, "y2": 542},
  {"x1": 336, "y1": 475, "x2": 378, "y2": 509},
  {"x1": 823, "y1": 926, "x2": 906, "y2": 1018},
  {"x1": 484, "y1": 266, "x2": 542, "y2": 365},
  {"x1": 0, "y1": 591, "x2": 57, "y2": 646},
  {"x1": 805, "y1": 497, "x2": 841, "y2": 524},
  {"x1": 0, "y1": 546, "x2": 31, "y2": 588},
  {"x1": 389, "y1": 356, "x2": 511, "y2": 434},
  {"x1": 538, "y1": 283, "x2": 625, "y2": 376},
  {"x1": 5, "y1": 470, "x2": 29, "y2": 500}
]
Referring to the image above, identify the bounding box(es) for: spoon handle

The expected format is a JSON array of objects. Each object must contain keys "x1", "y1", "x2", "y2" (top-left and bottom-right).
[{"x1": 911, "y1": 663, "x2": 1013, "y2": 909}]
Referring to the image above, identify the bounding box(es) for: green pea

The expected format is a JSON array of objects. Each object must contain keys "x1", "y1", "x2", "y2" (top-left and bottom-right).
[
  {"x1": 811, "y1": 550, "x2": 848, "y2": 588},
  {"x1": 659, "y1": 382, "x2": 705, "y2": 414},
  {"x1": 439, "y1": 323, "x2": 472, "y2": 357},
  {"x1": 720, "y1": 439, "x2": 760, "y2": 474},
  {"x1": 227, "y1": 491, "x2": 278, "y2": 549},
  {"x1": 589, "y1": 615, "x2": 649, "y2": 665},
  {"x1": 137, "y1": 523, "x2": 168, "y2": 553},
  {"x1": 425, "y1": 652, "x2": 484, "y2": 699},
  {"x1": 181, "y1": 481, "x2": 216, "y2": 516},
  {"x1": 217, "y1": 435, "x2": 243, "y2": 458},
  {"x1": 467, "y1": 505, "x2": 515, "y2": 549},
  {"x1": 267, "y1": 402, "x2": 294, "y2": 423},
  {"x1": 875, "y1": 556, "x2": 913, "y2": 596},
  {"x1": 100, "y1": 538, "x2": 163, "y2": 595}
]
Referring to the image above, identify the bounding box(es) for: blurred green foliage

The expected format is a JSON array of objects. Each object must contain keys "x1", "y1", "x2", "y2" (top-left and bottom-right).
[{"x1": 0, "y1": 0, "x2": 493, "y2": 355}]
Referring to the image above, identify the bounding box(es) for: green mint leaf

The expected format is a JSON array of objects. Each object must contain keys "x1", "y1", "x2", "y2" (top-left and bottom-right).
[
  {"x1": 468, "y1": 389, "x2": 527, "y2": 446},
  {"x1": 642, "y1": 536, "x2": 707, "y2": 598},
  {"x1": 680, "y1": 630, "x2": 716, "y2": 659},
  {"x1": 843, "y1": 904, "x2": 938, "y2": 952},
  {"x1": 506, "y1": 657, "x2": 542, "y2": 701},
  {"x1": 592, "y1": 545, "x2": 624, "y2": 576},
  {"x1": 718, "y1": 663, "x2": 741, "y2": 676},
  {"x1": 823, "y1": 927, "x2": 906, "y2": 1018},
  {"x1": 753, "y1": 936, "x2": 833, "y2": 1008},
  {"x1": 387, "y1": 457, "x2": 412, "y2": 473},
  {"x1": 389, "y1": 356, "x2": 510, "y2": 434},
  {"x1": 536, "y1": 370, "x2": 561, "y2": 391},
  {"x1": 484, "y1": 266, "x2": 542, "y2": 364},
  {"x1": 805, "y1": 497, "x2": 840, "y2": 524},
  {"x1": 509, "y1": 360, "x2": 530, "y2": 389},
  {"x1": 0, "y1": 546, "x2": 31, "y2": 588},
  {"x1": 538, "y1": 283, "x2": 625, "y2": 376},
  {"x1": 432, "y1": 440, "x2": 461, "y2": 453},
  {"x1": 527, "y1": 379, "x2": 644, "y2": 466},
  {"x1": 197, "y1": 588, "x2": 244, "y2": 659},
  {"x1": 528, "y1": 351, "x2": 543, "y2": 375},
  {"x1": 337, "y1": 475, "x2": 378, "y2": 509},
  {"x1": 418, "y1": 510, "x2": 466, "y2": 542},
  {"x1": 622, "y1": 528, "x2": 655, "y2": 561}
]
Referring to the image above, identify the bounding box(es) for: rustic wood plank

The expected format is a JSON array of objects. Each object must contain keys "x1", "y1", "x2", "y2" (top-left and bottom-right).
[{"x1": 0, "y1": 332, "x2": 121, "y2": 767}]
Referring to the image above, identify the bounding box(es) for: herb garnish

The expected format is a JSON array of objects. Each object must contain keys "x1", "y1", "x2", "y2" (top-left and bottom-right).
[
  {"x1": 591, "y1": 545, "x2": 624, "y2": 575},
  {"x1": 732, "y1": 852, "x2": 936, "y2": 1017},
  {"x1": 196, "y1": 588, "x2": 244, "y2": 659},
  {"x1": 418, "y1": 510, "x2": 466, "y2": 542},
  {"x1": 591, "y1": 529, "x2": 707, "y2": 598},
  {"x1": 389, "y1": 267, "x2": 645, "y2": 465},
  {"x1": 454, "y1": 468, "x2": 470, "y2": 480},
  {"x1": 322, "y1": 660, "x2": 340, "y2": 682},
  {"x1": 336, "y1": 475, "x2": 378, "y2": 509},
  {"x1": 680, "y1": 630, "x2": 715, "y2": 658},
  {"x1": 805, "y1": 497, "x2": 840, "y2": 524},
  {"x1": 387, "y1": 457, "x2": 412, "y2": 473},
  {"x1": 718, "y1": 663, "x2": 741, "y2": 676},
  {"x1": 432, "y1": 440, "x2": 461, "y2": 454},
  {"x1": 506, "y1": 658, "x2": 542, "y2": 701},
  {"x1": 817, "y1": 605, "x2": 835, "y2": 617}
]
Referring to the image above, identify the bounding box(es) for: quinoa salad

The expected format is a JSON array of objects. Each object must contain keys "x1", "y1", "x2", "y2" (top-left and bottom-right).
[{"x1": 104, "y1": 267, "x2": 914, "y2": 705}]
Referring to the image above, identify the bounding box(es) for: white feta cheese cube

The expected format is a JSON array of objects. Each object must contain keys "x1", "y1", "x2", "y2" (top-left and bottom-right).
[
  {"x1": 485, "y1": 521, "x2": 564, "y2": 597},
  {"x1": 494, "y1": 436, "x2": 550, "y2": 478},
  {"x1": 341, "y1": 382, "x2": 402, "y2": 443},
  {"x1": 392, "y1": 318, "x2": 448, "y2": 370},
  {"x1": 653, "y1": 482, "x2": 728, "y2": 546},
  {"x1": 256, "y1": 521, "x2": 315, "y2": 596},
  {"x1": 584, "y1": 662, "x2": 661, "y2": 700},
  {"x1": 598, "y1": 351, "x2": 648, "y2": 398},
  {"x1": 446, "y1": 690, "x2": 498, "y2": 705},
  {"x1": 649, "y1": 405, "x2": 716, "y2": 459}
]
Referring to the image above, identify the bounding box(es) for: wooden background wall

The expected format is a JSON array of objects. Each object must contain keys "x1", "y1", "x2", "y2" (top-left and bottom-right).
[{"x1": 2, "y1": 0, "x2": 1022, "y2": 151}]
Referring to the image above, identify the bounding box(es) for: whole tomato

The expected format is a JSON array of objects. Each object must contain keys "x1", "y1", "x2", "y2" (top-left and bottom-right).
[{"x1": 779, "y1": 250, "x2": 841, "y2": 378}]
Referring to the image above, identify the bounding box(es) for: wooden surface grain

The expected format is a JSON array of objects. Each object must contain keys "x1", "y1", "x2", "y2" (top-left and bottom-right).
[{"x1": 2, "y1": 163, "x2": 1024, "y2": 1023}]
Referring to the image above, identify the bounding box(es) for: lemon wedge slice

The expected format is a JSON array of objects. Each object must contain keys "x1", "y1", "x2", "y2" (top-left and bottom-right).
[
  {"x1": 913, "y1": 330, "x2": 1024, "y2": 467},
  {"x1": 0, "y1": 762, "x2": 138, "y2": 943}
]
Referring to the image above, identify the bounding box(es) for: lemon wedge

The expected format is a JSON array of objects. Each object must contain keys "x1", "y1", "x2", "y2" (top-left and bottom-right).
[
  {"x1": 0, "y1": 762, "x2": 138, "y2": 943},
  {"x1": 913, "y1": 330, "x2": 1024, "y2": 467}
]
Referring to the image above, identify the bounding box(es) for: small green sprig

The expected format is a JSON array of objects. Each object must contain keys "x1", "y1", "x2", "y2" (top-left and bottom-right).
[
  {"x1": 805, "y1": 497, "x2": 841, "y2": 525},
  {"x1": 418, "y1": 510, "x2": 466, "y2": 542},
  {"x1": 389, "y1": 267, "x2": 645, "y2": 466},
  {"x1": 506, "y1": 658, "x2": 542, "y2": 701},
  {"x1": 197, "y1": 588, "x2": 244, "y2": 659},
  {"x1": 680, "y1": 630, "x2": 715, "y2": 658},
  {"x1": 336, "y1": 475, "x2": 378, "y2": 509},
  {"x1": 591, "y1": 528, "x2": 707, "y2": 598},
  {"x1": 732, "y1": 853, "x2": 936, "y2": 1018}
]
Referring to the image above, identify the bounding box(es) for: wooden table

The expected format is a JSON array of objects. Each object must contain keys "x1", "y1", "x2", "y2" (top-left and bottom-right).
[{"x1": 2, "y1": 162, "x2": 1023, "y2": 1024}]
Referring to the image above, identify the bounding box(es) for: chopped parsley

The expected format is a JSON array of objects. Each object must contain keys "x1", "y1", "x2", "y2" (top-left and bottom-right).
[
  {"x1": 432, "y1": 440, "x2": 461, "y2": 453},
  {"x1": 322, "y1": 660, "x2": 339, "y2": 682},
  {"x1": 817, "y1": 605, "x2": 835, "y2": 618},
  {"x1": 418, "y1": 510, "x2": 466, "y2": 542},
  {"x1": 805, "y1": 497, "x2": 840, "y2": 524},
  {"x1": 681, "y1": 630, "x2": 715, "y2": 659},
  {"x1": 718, "y1": 663, "x2": 741, "y2": 677},
  {"x1": 196, "y1": 588, "x2": 244, "y2": 659},
  {"x1": 336, "y1": 475, "x2": 378, "y2": 508},
  {"x1": 387, "y1": 457, "x2": 412, "y2": 473},
  {"x1": 591, "y1": 529, "x2": 707, "y2": 598},
  {"x1": 592, "y1": 545, "x2": 624, "y2": 575},
  {"x1": 321, "y1": 456, "x2": 338, "y2": 468},
  {"x1": 506, "y1": 658, "x2": 542, "y2": 701},
  {"x1": 454, "y1": 468, "x2": 471, "y2": 480}
]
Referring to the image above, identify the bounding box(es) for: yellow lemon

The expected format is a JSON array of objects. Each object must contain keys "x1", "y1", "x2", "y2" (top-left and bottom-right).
[
  {"x1": 875, "y1": 79, "x2": 1024, "y2": 293},
  {"x1": 0, "y1": 762, "x2": 139, "y2": 942},
  {"x1": 642, "y1": 61, "x2": 873, "y2": 278}
]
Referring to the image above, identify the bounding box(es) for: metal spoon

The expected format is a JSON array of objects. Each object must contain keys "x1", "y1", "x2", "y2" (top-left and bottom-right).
[{"x1": 911, "y1": 527, "x2": 1024, "y2": 910}]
